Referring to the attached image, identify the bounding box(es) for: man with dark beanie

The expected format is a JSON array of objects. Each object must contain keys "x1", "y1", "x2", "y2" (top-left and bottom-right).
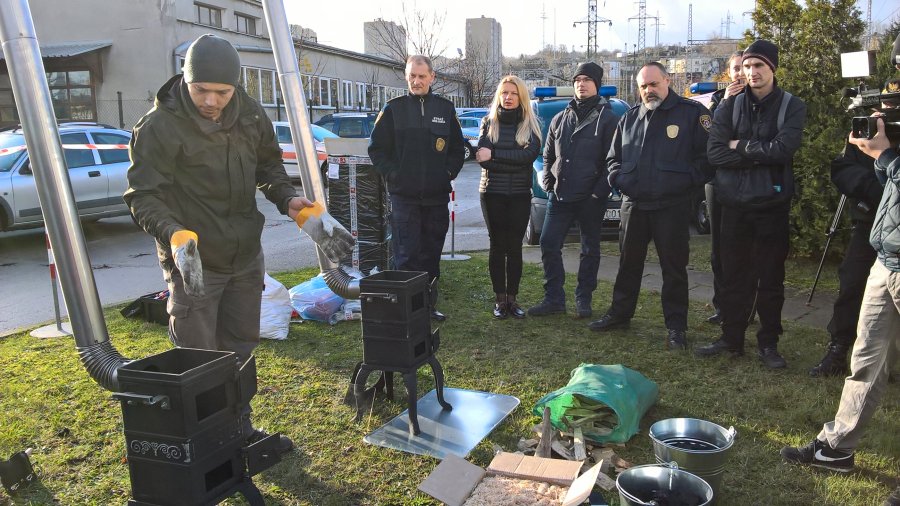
[
  {"x1": 528, "y1": 61, "x2": 618, "y2": 318},
  {"x1": 125, "y1": 34, "x2": 352, "y2": 454},
  {"x1": 697, "y1": 39, "x2": 807, "y2": 368},
  {"x1": 590, "y1": 62, "x2": 712, "y2": 351}
]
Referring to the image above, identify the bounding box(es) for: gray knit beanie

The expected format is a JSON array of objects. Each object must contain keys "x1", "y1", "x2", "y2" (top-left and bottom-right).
[{"x1": 183, "y1": 34, "x2": 241, "y2": 86}]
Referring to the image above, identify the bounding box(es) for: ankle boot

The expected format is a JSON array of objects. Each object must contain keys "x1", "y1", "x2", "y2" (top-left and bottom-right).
[
  {"x1": 809, "y1": 342, "x2": 850, "y2": 377},
  {"x1": 506, "y1": 294, "x2": 526, "y2": 319},
  {"x1": 493, "y1": 293, "x2": 509, "y2": 319}
]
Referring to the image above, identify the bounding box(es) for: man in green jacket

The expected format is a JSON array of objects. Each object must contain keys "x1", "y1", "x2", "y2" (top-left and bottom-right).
[{"x1": 124, "y1": 34, "x2": 352, "y2": 453}]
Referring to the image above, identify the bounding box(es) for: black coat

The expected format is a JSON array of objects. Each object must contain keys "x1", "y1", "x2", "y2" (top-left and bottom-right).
[
  {"x1": 542, "y1": 97, "x2": 618, "y2": 202},
  {"x1": 607, "y1": 89, "x2": 713, "y2": 209},
  {"x1": 368, "y1": 90, "x2": 465, "y2": 204},
  {"x1": 708, "y1": 85, "x2": 807, "y2": 209},
  {"x1": 477, "y1": 112, "x2": 540, "y2": 195},
  {"x1": 831, "y1": 142, "x2": 883, "y2": 223}
]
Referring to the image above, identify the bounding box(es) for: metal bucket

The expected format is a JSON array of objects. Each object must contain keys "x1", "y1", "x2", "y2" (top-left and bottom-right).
[
  {"x1": 649, "y1": 418, "x2": 736, "y2": 500},
  {"x1": 616, "y1": 463, "x2": 714, "y2": 506}
]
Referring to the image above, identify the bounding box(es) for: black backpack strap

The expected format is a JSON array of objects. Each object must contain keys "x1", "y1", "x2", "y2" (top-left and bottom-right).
[{"x1": 778, "y1": 91, "x2": 792, "y2": 130}]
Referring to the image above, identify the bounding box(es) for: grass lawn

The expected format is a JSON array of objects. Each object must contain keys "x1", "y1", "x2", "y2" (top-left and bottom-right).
[{"x1": 1, "y1": 255, "x2": 896, "y2": 505}]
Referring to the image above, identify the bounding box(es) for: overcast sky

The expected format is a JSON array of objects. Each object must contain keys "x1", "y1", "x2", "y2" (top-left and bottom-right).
[{"x1": 285, "y1": 0, "x2": 899, "y2": 58}]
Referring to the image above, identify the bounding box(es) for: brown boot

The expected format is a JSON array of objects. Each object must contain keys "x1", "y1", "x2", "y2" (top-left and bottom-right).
[
  {"x1": 493, "y1": 293, "x2": 509, "y2": 319},
  {"x1": 507, "y1": 294, "x2": 526, "y2": 319}
]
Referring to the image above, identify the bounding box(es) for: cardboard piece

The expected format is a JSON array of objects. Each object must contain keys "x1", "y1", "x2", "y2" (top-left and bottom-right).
[
  {"x1": 487, "y1": 452, "x2": 582, "y2": 486},
  {"x1": 418, "y1": 452, "x2": 604, "y2": 506}
]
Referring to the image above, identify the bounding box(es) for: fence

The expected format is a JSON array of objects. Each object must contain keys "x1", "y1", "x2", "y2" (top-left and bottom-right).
[{"x1": 96, "y1": 94, "x2": 153, "y2": 130}]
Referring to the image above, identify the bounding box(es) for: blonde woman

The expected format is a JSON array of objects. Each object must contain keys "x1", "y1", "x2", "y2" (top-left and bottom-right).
[{"x1": 476, "y1": 75, "x2": 542, "y2": 319}]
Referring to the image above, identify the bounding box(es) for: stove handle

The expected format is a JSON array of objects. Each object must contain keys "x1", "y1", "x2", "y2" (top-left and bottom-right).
[
  {"x1": 360, "y1": 292, "x2": 397, "y2": 303},
  {"x1": 111, "y1": 392, "x2": 171, "y2": 410}
]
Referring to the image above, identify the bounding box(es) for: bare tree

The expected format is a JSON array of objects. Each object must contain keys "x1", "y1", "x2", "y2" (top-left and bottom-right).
[
  {"x1": 362, "y1": 66, "x2": 382, "y2": 111},
  {"x1": 458, "y1": 41, "x2": 498, "y2": 107}
]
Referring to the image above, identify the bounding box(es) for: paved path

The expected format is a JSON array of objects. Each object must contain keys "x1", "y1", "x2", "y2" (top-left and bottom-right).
[{"x1": 520, "y1": 245, "x2": 835, "y2": 330}]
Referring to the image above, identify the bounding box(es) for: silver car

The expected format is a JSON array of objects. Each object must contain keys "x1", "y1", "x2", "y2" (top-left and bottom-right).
[{"x1": 0, "y1": 123, "x2": 132, "y2": 231}]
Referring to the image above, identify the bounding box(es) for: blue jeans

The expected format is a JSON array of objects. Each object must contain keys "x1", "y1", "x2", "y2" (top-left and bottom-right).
[{"x1": 538, "y1": 194, "x2": 604, "y2": 305}]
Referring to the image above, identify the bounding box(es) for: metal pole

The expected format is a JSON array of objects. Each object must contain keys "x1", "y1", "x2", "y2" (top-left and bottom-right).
[
  {"x1": 440, "y1": 179, "x2": 469, "y2": 261},
  {"x1": 117, "y1": 90, "x2": 124, "y2": 129},
  {"x1": 0, "y1": 0, "x2": 110, "y2": 348},
  {"x1": 808, "y1": 194, "x2": 847, "y2": 304},
  {"x1": 260, "y1": 0, "x2": 335, "y2": 271}
]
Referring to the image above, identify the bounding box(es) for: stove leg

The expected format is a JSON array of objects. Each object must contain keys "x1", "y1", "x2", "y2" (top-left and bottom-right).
[
  {"x1": 352, "y1": 364, "x2": 377, "y2": 422},
  {"x1": 429, "y1": 356, "x2": 453, "y2": 412},
  {"x1": 384, "y1": 371, "x2": 394, "y2": 401},
  {"x1": 402, "y1": 371, "x2": 421, "y2": 435},
  {"x1": 234, "y1": 479, "x2": 265, "y2": 506}
]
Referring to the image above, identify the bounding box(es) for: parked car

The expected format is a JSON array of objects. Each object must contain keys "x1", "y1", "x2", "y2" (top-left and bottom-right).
[
  {"x1": 0, "y1": 123, "x2": 132, "y2": 231},
  {"x1": 314, "y1": 112, "x2": 378, "y2": 138},
  {"x1": 458, "y1": 115, "x2": 482, "y2": 160},
  {"x1": 525, "y1": 86, "x2": 630, "y2": 245},
  {"x1": 456, "y1": 107, "x2": 488, "y2": 121},
  {"x1": 273, "y1": 121, "x2": 337, "y2": 181}
]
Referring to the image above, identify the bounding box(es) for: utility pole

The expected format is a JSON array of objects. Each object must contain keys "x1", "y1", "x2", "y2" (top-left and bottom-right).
[
  {"x1": 651, "y1": 10, "x2": 664, "y2": 59},
  {"x1": 541, "y1": 3, "x2": 548, "y2": 51},
  {"x1": 743, "y1": 0, "x2": 757, "y2": 37},
  {"x1": 721, "y1": 11, "x2": 735, "y2": 39},
  {"x1": 573, "y1": 0, "x2": 611, "y2": 60},
  {"x1": 866, "y1": 0, "x2": 873, "y2": 48},
  {"x1": 629, "y1": 0, "x2": 648, "y2": 57}
]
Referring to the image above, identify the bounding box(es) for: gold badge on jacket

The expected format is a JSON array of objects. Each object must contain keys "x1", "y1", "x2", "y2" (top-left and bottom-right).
[
  {"x1": 435, "y1": 137, "x2": 446, "y2": 152},
  {"x1": 666, "y1": 125, "x2": 679, "y2": 138}
]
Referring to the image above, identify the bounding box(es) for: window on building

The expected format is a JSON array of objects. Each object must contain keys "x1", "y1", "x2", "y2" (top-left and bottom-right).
[
  {"x1": 356, "y1": 83, "x2": 368, "y2": 110},
  {"x1": 235, "y1": 13, "x2": 257, "y2": 35},
  {"x1": 196, "y1": 3, "x2": 222, "y2": 27},
  {"x1": 0, "y1": 73, "x2": 18, "y2": 125},
  {"x1": 318, "y1": 77, "x2": 332, "y2": 107},
  {"x1": 244, "y1": 68, "x2": 260, "y2": 104},
  {"x1": 260, "y1": 70, "x2": 274, "y2": 105},
  {"x1": 342, "y1": 81, "x2": 354, "y2": 109},
  {"x1": 46, "y1": 70, "x2": 95, "y2": 122}
]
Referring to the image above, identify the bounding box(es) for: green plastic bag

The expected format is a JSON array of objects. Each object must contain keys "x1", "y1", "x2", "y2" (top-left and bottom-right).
[{"x1": 532, "y1": 364, "x2": 658, "y2": 444}]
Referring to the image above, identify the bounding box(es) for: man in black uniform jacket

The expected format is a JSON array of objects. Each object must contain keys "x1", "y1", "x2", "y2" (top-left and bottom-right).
[
  {"x1": 696, "y1": 40, "x2": 807, "y2": 368},
  {"x1": 368, "y1": 55, "x2": 465, "y2": 321},
  {"x1": 589, "y1": 62, "x2": 713, "y2": 351}
]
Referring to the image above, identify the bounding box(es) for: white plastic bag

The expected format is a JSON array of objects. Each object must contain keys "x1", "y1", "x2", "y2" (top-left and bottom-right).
[{"x1": 260, "y1": 273, "x2": 293, "y2": 340}]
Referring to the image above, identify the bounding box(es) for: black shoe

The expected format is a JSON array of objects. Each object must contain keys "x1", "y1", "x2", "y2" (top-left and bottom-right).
[
  {"x1": 575, "y1": 299, "x2": 592, "y2": 319},
  {"x1": 809, "y1": 343, "x2": 849, "y2": 377},
  {"x1": 666, "y1": 329, "x2": 687, "y2": 350},
  {"x1": 884, "y1": 485, "x2": 900, "y2": 506},
  {"x1": 758, "y1": 347, "x2": 787, "y2": 369},
  {"x1": 430, "y1": 309, "x2": 447, "y2": 321},
  {"x1": 527, "y1": 300, "x2": 566, "y2": 316},
  {"x1": 492, "y1": 302, "x2": 508, "y2": 319},
  {"x1": 588, "y1": 313, "x2": 630, "y2": 331},
  {"x1": 507, "y1": 301, "x2": 526, "y2": 319},
  {"x1": 706, "y1": 311, "x2": 722, "y2": 324},
  {"x1": 246, "y1": 429, "x2": 294, "y2": 455},
  {"x1": 694, "y1": 338, "x2": 743, "y2": 357},
  {"x1": 780, "y1": 438, "x2": 854, "y2": 473}
]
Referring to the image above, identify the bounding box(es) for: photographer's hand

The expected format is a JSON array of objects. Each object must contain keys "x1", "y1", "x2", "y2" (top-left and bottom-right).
[{"x1": 849, "y1": 115, "x2": 890, "y2": 159}]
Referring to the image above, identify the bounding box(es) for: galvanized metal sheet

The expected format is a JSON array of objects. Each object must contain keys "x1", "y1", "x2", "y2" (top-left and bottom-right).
[{"x1": 363, "y1": 388, "x2": 520, "y2": 459}]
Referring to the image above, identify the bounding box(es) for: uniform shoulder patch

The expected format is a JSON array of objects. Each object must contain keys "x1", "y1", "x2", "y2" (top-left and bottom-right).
[{"x1": 699, "y1": 114, "x2": 712, "y2": 131}]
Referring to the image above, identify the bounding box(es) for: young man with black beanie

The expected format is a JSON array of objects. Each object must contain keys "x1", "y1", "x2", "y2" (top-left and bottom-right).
[
  {"x1": 528, "y1": 62, "x2": 618, "y2": 319},
  {"x1": 125, "y1": 34, "x2": 353, "y2": 455},
  {"x1": 697, "y1": 39, "x2": 807, "y2": 369}
]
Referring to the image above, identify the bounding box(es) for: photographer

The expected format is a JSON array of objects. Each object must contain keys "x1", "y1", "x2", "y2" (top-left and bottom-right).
[
  {"x1": 809, "y1": 81, "x2": 898, "y2": 377},
  {"x1": 781, "y1": 35, "x2": 900, "y2": 506}
]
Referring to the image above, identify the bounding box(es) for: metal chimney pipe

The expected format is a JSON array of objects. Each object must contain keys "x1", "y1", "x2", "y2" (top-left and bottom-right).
[
  {"x1": 0, "y1": 0, "x2": 128, "y2": 390},
  {"x1": 261, "y1": 0, "x2": 337, "y2": 272}
]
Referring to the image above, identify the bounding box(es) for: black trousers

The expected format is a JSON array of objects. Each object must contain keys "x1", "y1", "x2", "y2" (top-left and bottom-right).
[
  {"x1": 480, "y1": 192, "x2": 531, "y2": 295},
  {"x1": 826, "y1": 220, "x2": 877, "y2": 347},
  {"x1": 705, "y1": 183, "x2": 723, "y2": 310},
  {"x1": 388, "y1": 195, "x2": 449, "y2": 282},
  {"x1": 719, "y1": 204, "x2": 790, "y2": 349},
  {"x1": 609, "y1": 200, "x2": 691, "y2": 331}
]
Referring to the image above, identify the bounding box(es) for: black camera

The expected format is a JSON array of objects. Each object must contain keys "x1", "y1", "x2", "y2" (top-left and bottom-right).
[{"x1": 841, "y1": 50, "x2": 900, "y2": 142}]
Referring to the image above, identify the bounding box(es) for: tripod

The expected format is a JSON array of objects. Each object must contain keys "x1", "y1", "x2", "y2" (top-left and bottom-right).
[{"x1": 807, "y1": 195, "x2": 847, "y2": 304}]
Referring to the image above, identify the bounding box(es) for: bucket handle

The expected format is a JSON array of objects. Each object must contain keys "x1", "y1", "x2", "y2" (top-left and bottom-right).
[{"x1": 661, "y1": 461, "x2": 679, "y2": 470}]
